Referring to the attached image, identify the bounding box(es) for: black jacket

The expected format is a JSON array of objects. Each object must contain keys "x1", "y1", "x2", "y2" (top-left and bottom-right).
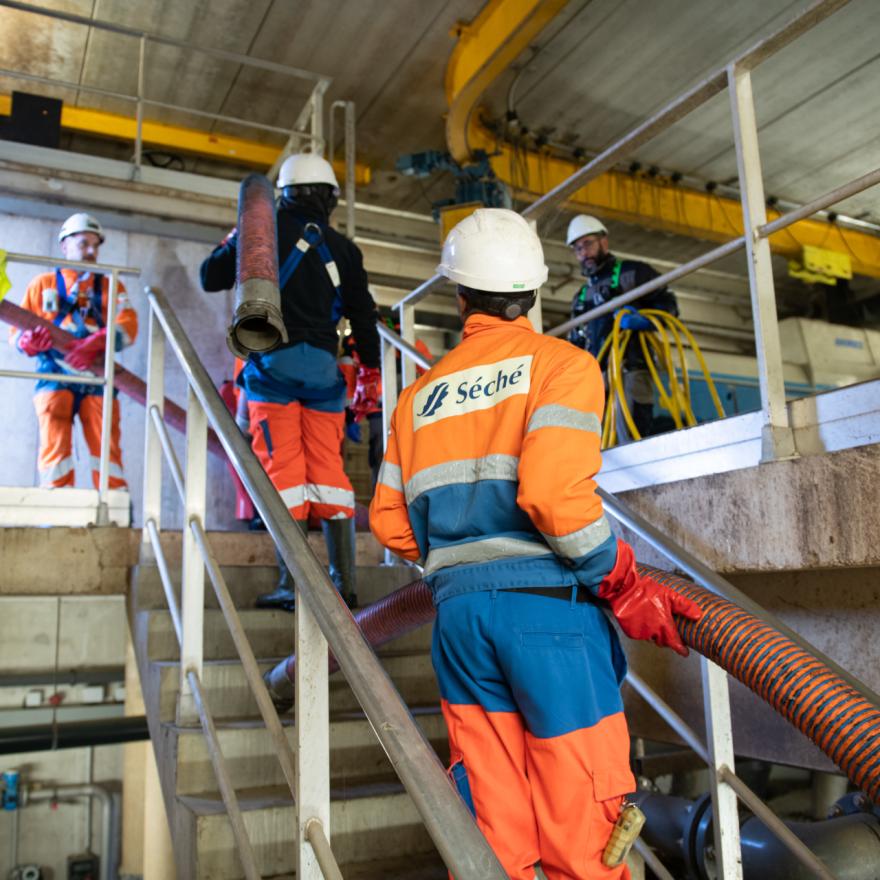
[
  {"x1": 569, "y1": 254, "x2": 677, "y2": 368},
  {"x1": 200, "y1": 198, "x2": 380, "y2": 368}
]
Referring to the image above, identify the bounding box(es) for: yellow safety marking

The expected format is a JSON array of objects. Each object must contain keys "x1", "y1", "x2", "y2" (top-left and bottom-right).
[
  {"x1": 0, "y1": 94, "x2": 371, "y2": 185},
  {"x1": 444, "y1": 1, "x2": 880, "y2": 278}
]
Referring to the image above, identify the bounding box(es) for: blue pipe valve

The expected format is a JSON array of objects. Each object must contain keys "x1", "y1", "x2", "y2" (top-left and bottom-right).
[{"x1": 2, "y1": 769, "x2": 20, "y2": 810}]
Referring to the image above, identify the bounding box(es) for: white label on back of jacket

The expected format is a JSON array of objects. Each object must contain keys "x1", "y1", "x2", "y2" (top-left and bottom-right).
[{"x1": 412, "y1": 356, "x2": 533, "y2": 431}]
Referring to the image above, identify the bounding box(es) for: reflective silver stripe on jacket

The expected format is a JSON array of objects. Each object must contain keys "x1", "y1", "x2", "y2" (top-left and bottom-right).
[
  {"x1": 280, "y1": 485, "x2": 306, "y2": 509},
  {"x1": 308, "y1": 483, "x2": 355, "y2": 510},
  {"x1": 89, "y1": 456, "x2": 125, "y2": 479},
  {"x1": 527, "y1": 404, "x2": 601, "y2": 436},
  {"x1": 424, "y1": 536, "x2": 552, "y2": 576},
  {"x1": 541, "y1": 515, "x2": 612, "y2": 560},
  {"x1": 405, "y1": 454, "x2": 519, "y2": 504},
  {"x1": 377, "y1": 460, "x2": 403, "y2": 493},
  {"x1": 40, "y1": 456, "x2": 74, "y2": 484}
]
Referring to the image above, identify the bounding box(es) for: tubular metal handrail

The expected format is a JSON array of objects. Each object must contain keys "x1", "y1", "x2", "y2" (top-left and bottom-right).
[
  {"x1": 627, "y1": 671, "x2": 838, "y2": 880},
  {"x1": 186, "y1": 669, "x2": 262, "y2": 880},
  {"x1": 142, "y1": 285, "x2": 506, "y2": 879}
]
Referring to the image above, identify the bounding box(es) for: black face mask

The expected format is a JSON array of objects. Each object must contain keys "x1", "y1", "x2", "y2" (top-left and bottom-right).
[{"x1": 280, "y1": 184, "x2": 338, "y2": 220}]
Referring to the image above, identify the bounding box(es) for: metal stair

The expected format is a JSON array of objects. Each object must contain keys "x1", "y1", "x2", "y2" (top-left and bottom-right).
[{"x1": 129, "y1": 534, "x2": 449, "y2": 879}]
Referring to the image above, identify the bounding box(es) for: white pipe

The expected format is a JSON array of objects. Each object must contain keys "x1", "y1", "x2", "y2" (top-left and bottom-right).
[{"x1": 25, "y1": 784, "x2": 115, "y2": 880}]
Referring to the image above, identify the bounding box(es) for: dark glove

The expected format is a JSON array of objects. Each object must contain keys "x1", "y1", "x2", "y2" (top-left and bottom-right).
[
  {"x1": 598, "y1": 540, "x2": 702, "y2": 656},
  {"x1": 18, "y1": 325, "x2": 53, "y2": 356},
  {"x1": 351, "y1": 365, "x2": 381, "y2": 421},
  {"x1": 65, "y1": 328, "x2": 108, "y2": 371},
  {"x1": 345, "y1": 419, "x2": 362, "y2": 443},
  {"x1": 617, "y1": 307, "x2": 652, "y2": 332}
]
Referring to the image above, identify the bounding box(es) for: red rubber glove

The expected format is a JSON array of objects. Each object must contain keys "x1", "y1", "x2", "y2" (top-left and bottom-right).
[
  {"x1": 350, "y1": 365, "x2": 381, "y2": 422},
  {"x1": 65, "y1": 328, "x2": 108, "y2": 371},
  {"x1": 18, "y1": 325, "x2": 53, "y2": 356},
  {"x1": 598, "y1": 540, "x2": 702, "y2": 656}
]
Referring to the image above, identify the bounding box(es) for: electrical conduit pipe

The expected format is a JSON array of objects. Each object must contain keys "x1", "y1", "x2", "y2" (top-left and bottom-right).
[{"x1": 264, "y1": 567, "x2": 880, "y2": 803}]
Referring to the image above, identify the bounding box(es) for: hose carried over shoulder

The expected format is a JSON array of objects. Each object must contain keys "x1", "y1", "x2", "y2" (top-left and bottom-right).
[
  {"x1": 264, "y1": 568, "x2": 880, "y2": 802},
  {"x1": 226, "y1": 173, "x2": 287, "y2": 359}
]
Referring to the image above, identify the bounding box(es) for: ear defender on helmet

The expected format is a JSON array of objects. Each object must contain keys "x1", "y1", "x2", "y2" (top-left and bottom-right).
[{"x1": 459, "y1": 287, "x2": 537, "y2": 321}]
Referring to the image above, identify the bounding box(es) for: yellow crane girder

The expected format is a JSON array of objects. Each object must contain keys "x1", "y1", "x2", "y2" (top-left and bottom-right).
[
  {"x1": 446, "y1": 0, "x2": 880, "y2": 279},
  {"x1": 0, "y1": 94, "x2": 371, "y2": 186}
]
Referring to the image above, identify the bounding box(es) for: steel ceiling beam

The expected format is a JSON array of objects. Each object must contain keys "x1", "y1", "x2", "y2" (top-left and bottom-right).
[{"x1": 445, "y1": 0, "x2": 880, "y2": 278}]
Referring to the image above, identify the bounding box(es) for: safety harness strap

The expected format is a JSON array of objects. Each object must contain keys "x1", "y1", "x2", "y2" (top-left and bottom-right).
[
  {"x1": 278, "y1": 222, "x2": 342, "y2": 295},
  {"x1": 53, "y1": 270, "x2": 105, "y2": 333}
]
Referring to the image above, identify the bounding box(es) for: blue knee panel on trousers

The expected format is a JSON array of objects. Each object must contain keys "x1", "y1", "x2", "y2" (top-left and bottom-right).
[{"x1": 432, "y1": 590, "x2": 628, "y2": 740}]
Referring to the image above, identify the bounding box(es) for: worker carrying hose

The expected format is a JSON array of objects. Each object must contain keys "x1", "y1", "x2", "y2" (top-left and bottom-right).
[
  {"x1": 370, "y1": 208, "x2": 702, "y2": 880},
  {"x1": 200, "y1": 155, "x2": 380, "y2": 611},
  {"x1": 9, "y1": 213, "x2": 138, "y2": 488},
  {"x1": 567, "y1": 214, "x2": 678, "y2": 441}
]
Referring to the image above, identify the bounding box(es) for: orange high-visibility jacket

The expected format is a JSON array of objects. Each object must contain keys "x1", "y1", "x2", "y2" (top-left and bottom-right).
[
  {"x1": 11, "y1": 269, "x2": 138, "y2": 354},
  {"x1": 370, "y1": 313, "x2": 617, "y2": 602}
]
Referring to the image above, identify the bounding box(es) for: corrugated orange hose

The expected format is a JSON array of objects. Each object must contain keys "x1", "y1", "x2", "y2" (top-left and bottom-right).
[{"x1": 268, "y1": 567, "x2": 880, "y2": 802}]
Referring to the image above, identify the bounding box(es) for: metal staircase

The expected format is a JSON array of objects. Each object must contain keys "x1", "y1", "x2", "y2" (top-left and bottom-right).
[{"x1": 129, "y1": 544, "x2": 452, "y2": 878}]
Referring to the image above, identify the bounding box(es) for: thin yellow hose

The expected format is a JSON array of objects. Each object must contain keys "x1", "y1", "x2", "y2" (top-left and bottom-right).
[{"x1": 598, "y1": 307, "x2": 727, "y2": 445}]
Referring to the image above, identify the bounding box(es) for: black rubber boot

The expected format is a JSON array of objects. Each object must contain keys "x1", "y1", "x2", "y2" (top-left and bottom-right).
[
  {"x1": 322, "y1": 517, "x2": 358, "y2": 608},
  {"x1": 255, "y1": 519, "x2": 308, "y2": 612}
]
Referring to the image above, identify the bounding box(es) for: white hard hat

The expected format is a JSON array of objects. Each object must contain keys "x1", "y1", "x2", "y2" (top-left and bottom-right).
[
  {"x1": 438, "y1": 208, "x2": 548, "y2": 293},
  {"x1": 59, "y1": 212, "x2": 105, "y2": 244},
  {"x1": 277, "y1": 153, "x2": 340, "y2": 190},
  {"x1": 566, "y1": 214, "x2": 608, "y2": 245}
]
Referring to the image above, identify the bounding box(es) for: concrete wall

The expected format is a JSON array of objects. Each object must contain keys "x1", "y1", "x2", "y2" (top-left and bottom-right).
[
  {"x1": 0, "y1": 595, "x2": 128, "y2": 880},
  {"x1": 0, "y1": 210, "x2": 240, "y2": 530},
  {"x1": 0, "y1": 744, "x2": 122, "y2": 880}
]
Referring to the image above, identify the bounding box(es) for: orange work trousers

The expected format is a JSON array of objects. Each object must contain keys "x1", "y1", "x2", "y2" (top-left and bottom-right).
[
  {"x1": 248, "y1": 400, "x2": 355, "y2": 521},
  {"x1": 33, "y1": 389, "x2": 126, "y2": 489}
]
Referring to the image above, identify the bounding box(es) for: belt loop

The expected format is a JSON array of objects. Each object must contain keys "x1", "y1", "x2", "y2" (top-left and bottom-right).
[
  {"x1": 491, "y1": 588, "x2": 498, "y2": 601},
  {"x1": 570, "y1": 585, "x2": 578, "y2": 607}
]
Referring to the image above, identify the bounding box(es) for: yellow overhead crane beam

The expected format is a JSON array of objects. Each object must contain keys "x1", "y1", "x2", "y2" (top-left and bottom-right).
[
  {"x1": 446, "y1": 0, "x2": 880, "y2": 279},
  {"x1": 0, "y1": 94, "x2": 371, "y2": 186}
]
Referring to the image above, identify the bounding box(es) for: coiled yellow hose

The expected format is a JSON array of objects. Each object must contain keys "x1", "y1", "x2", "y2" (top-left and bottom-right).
[{"x1": 598, "y1": 309, "x2": 725, "y2": 447}]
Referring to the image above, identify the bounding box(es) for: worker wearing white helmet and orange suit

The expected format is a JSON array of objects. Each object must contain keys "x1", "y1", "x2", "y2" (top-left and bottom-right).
[
  {"x1": 567, "y1": 214, "x2": 678, "y2": 441},
  {"x1": 9, "y1": 213, "x2": 138, "y2": 488},
  {"x1": 200, "y1": 154, "x2": 381, "y2": 611},
  {"x1": 371, "y1": 208, "x2": 701, "y2": 879}
]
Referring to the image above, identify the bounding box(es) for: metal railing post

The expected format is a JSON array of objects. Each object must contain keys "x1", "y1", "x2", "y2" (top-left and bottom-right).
[
  {"x1": 141, "y1": 308, "x2": 165, "y2": 556},
  {"x1": 95, "y1": 269, "x2": 120, "y2": 525},
  {"x1": 134, "y1": 34, "x2": 146, "y2": 178},
  {"x1": 344, "y1": 100, "x2": 356, "y2": 238},
  {"x1": 398, "y1": 302, "x2": 416, "y2": 389},
  {"x1": 295, "y1": 587, "x2": 331, "y2": 880},
  {"x1": 310, "y1": 82, "x2": 326, "y2": 156},
  {"x1": 701, "y1": 658, "x2": 744, "y2": 879},
  {"x1": 728, "y1": 63, "x2": 796, "y2": 462},
  {"x1": 178, "y1": 386, "x2": 206, "y2": 725},
  {"x1": 527, "y1": 218, "x2": 544, "y2": 333},
  {"x1": 379, "y1": 334, "x2": 400, "y2": 565}
]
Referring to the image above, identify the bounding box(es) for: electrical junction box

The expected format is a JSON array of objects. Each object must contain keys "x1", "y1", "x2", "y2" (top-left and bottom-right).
[{"x1": 67, "y1": 853, "x2": 99, "y2": 880}]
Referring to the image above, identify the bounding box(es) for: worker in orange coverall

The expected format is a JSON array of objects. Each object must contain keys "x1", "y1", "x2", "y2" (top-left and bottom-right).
[
  {"x1": 370, "y1": 209, "x2": 701, "y2": 880},
  {"x1": 10, "y1": 213, "x2": 138, "y2": 489}
]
